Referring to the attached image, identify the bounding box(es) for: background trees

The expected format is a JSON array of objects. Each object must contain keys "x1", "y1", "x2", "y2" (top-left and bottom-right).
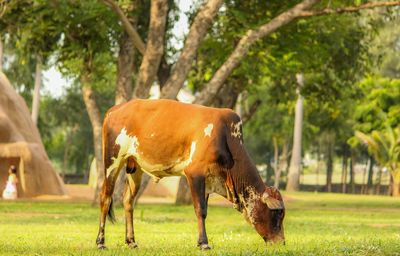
[{"x1": 0, "y1": 0, "x2": 399, "y2": 201}]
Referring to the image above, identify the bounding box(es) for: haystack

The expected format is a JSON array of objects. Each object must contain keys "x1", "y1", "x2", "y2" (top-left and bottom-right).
[{"x1": 0, "y1": 72, "x2": 66, "y2": 197}]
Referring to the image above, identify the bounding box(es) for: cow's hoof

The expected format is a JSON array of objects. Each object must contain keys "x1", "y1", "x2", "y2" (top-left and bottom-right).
[
  {"x1": 199, "y1": 244, "x2": 211, "y2": 250},
  {"x1": 97, "y1": 244, "x2": 106, "y2": 250},
  {"x1": 127, "y1": 242, "x2": 138, "y2": 249}
]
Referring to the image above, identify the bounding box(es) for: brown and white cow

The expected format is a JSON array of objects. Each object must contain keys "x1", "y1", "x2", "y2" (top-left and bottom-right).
[{"x1": 96, "y1": 99, "x2": 285, "y2": 250}]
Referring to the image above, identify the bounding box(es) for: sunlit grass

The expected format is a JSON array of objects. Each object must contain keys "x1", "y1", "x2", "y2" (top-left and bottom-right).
[{"x1": 0, "y1": 192, "x2": 399, "y2": 255}]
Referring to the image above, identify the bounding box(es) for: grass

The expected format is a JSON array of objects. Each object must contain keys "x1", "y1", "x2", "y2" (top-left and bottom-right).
[{"x1": 0, "y1": 192, "x2": 399, "y2": 255}]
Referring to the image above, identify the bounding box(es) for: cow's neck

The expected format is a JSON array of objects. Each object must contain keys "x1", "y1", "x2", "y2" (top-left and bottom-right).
[{"x1": 225, "y1": 152, "x2": 265, "y2": 212}]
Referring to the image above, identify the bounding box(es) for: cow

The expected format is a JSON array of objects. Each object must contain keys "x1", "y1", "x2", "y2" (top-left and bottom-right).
[{"x1": 96, "y1": 99, "x2": 285, "y2": 250}]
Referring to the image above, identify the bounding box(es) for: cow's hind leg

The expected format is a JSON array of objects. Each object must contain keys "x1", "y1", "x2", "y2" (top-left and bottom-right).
[
  {"x1": 96, "y1": 153, "x2": 125, "y2": 249},
  {"x1": 186, "y1": 173, "x2": 211, "y2": 250},
  {"x1": 124, "y1": 170, "x2": 142, "y2": 249}
]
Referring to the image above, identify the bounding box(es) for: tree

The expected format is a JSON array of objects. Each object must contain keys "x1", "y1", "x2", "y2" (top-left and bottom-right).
[
  {"x1": 356, "y1": 126, "x2": 400, "y2": 196},
  {"x1": 31, "y1": 55, "x2": 42, "y2": 126},
  {"x1": 0, "y1": 1, "x2": 63, "y2": 127},
  {"x1": 3, "y1": 0, "x2": 400, "y2": 203},
  {"x1": 349, "y1": 76, "x2": 400, "y2": 194},
  {"x1": 286, "y1": 74, "x2": 304, "y2": 191},
  {"x1": 0, "y1": 35, "x2": 3, "y2": 71},
  {"x1": 61, "y1": 0, "x2": 400, "y2": 201},
  {"x1": 47, "y1": 0, "x2": 119, "y2": 202}
]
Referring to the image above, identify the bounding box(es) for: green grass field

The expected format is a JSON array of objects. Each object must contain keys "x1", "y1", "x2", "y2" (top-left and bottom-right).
[{"x1": 0, "y1": 192, "x2": 399, "y2": 255}]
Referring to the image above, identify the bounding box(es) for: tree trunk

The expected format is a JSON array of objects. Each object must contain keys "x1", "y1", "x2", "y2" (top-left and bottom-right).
[
  {"x1": 160, "y1": 0, "x2": 224, "y2": 99},
  {"x1": 273, "y1": 137, "x2": 280, "y2": 188},
  {"x1": 62, "y1": 127, "x2": 76, "y2": 179},
  {"x1": 325, "y1": 135, "x2": 334, "y2": 193},
  {"x1": 375, "y1": 168, "x2": 382, "y2": 195},
  {"x1": 286, "y1": 74, "x2": 304, "y2": 192},
  {"x1": 392, "y1": 175, "x2": 400, "y2": 197},
  {"x1": 316, "y1": 143, "x2": 321, "y2": 191},
  {"x1": 102, "y1": 0, "x2": 146, "y2": 55},
  {"x1": 210, "y1": 82, "x2": 239, "y2": 108},
  {"x1": 31, "y1": 55, "x2": 42, "y2": 126},
  {"x1": 157, "y1": 58, "x2": 171, "y2": 88},
  {"x1": 266, "y1": 155, "x2": 273, "y2": 184},
  {"x1": 361, "y1": 159, "x2": 368, "y2": 194},
  {"x1": 349, "y1": 152, "x2": 355, "y2": 194},
  {"x1": 341, "y1": 155, "x2": 348, "y2": 194},
  {"x1": 241, "y1": 99, "x2": 262, "y2": 124},
  {"x1": 175, "y1": 176, "x2": 192, "y2": 204},
  {"x1": 81, "y1": 73, "x2": 104, "y2": 204},
  {"x1": 367, "y1": 156, "x2": 374, "y2": 194},
  {"x1": 115, "y1": 32, "x2": 135, "y2": 105},
  {"x1": 0, "y1": 36, "x2": 3, "y2": 72},
  {"x1": 133, "y1": 0, "x2": 168, "y2": 98},
  {"x1": 235, "y1": 93, "x2": 243, "y2": 117}
]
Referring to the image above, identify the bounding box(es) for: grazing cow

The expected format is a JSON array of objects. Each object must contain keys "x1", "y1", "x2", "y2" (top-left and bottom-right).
[{"x1": 96, "y1": 99, "x2": 285, "y2": 250}]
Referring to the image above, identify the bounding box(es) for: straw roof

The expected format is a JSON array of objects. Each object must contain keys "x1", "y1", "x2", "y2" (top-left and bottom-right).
[{"x1": 0, "y1": 72, "x2": 66, "y2": 197}]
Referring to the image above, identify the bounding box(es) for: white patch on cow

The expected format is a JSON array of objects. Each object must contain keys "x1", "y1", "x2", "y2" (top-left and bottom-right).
[
  {"x1": 107, "y1": 128, "x2": 197, "y2": 182},
  {"x1": 133, "y1": 140, "x2": 197, "y2": 182},
  {"x1": 231, "y1": 120, "x2": 243, "y2": 144},
  {"x1": 106, "y1": 128, "x2": 140, "y2": 178},
  {"x1": 150, "y1": 133, "x2": 155, "y2": 137},
  {"x1": 204, "y1": 123, "x2": 214, "y2": 137},
  {"x1": 116, "y1": 128, "x2": 139, "y2": 155},
  {"x1": 189, "y1": 141, "x2": 196, "y2": 162},
  {"x1": 169, "y1": 141, "x2": 197, "y2": 172}
]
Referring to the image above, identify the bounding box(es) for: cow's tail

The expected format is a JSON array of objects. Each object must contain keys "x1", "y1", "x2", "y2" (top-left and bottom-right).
[{"x1": 107, "y1": 198, "x2": 116, "y2": 223}]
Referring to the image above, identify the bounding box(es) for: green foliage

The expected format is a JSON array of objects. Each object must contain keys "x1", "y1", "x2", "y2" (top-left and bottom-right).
[
  {"x1": 232, "y1": 1, "x2": 374, "y2": 167},
  {"x1": 38, "y1": 85, "x2": 95, "y2": 174},
  {"x1": 1, "y1": 0, "x2": 399, "y2": 178},
  {"x1": 0, "y1": 0, "x2": 64, "y2": 96},
  {"x1": 356, "y1": 126, "x2": 400, "y2": 183},
  {"x1": 244, "y1": 81, "x2": 294, "y2": 165},
  {"x1": 369, "y1": 13, "x2": 400, "y2": 78},
  {"x1": 0, "y1": 0, "x2": 62, "y2": 59},
  {"x1": 1, "y1": 0, "x2": 119, "y2": 174},
  {"x1": 353, "y1": 77, "x2": 400, "y2": 134},
  {"x1": 0, "y1": 192, "x2": 399, "y2": 255}
]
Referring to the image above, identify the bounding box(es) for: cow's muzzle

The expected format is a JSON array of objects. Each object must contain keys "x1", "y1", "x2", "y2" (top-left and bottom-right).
[{"x1": 264, "y1": 235, "x2": 285, "y2": 245}]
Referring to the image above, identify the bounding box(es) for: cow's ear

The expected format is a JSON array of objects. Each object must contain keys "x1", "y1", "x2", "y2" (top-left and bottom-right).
[{"x1": 261, "y1": 188, "x2": 284, "y2": 210}]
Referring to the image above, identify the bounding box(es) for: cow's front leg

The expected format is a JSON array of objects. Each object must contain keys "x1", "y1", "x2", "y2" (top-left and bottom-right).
[
  {"x1": 187, "y1": 175, "x2": 211, "y2": 250},
  {"x1": 123, "y1": 170, "x2": 142, "y2": 249}
]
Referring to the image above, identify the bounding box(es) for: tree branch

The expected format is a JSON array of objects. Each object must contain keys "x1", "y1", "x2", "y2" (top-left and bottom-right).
[
  {"x1": 133, "y1": 0, "x2": 169, "y2": 98},
  {"x1": 241, "y1": 99, "x2": 261, "y2": 124},
  {"x1": 160, "y1": 0, "x2": 224, "y2": 99},
  {"x1": 194, "y1": 0, "x2": 321, "y2": 106},
  {"x1": 299, "y1": 1, "x2": 400, "y2": 17},
  {"x1": 115, "y1": 32, "x2": 135, "y2": 104},
  {"x1": 193, "y1": 0, "x2": 400, "y2": 106},
  {"x1": 102, "y1": 0, "x2": 146, "y2": 55}
]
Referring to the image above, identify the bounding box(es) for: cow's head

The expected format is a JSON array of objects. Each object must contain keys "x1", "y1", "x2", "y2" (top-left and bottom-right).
[{"x1": 242, "y1": 186, "x2": 285, "y2": 244}]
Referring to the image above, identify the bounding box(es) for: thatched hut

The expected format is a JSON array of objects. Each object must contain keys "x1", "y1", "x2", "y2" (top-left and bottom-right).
[{"x1": 0, "y1": 72, "x2": 66, "y2": 197}]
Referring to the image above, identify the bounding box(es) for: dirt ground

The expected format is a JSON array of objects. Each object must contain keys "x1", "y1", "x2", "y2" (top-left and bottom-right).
[
  {"x1": 32, "y1": 184, "x2": 231, "y2": 205},
  {"x1": 33, "y1": 184, "x2": 290, "y2": 206}
]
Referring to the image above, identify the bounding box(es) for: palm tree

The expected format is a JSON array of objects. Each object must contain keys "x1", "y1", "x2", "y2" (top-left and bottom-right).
[{"x1": 355, "y1": 126, "x2": 400, "y2": 196}]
